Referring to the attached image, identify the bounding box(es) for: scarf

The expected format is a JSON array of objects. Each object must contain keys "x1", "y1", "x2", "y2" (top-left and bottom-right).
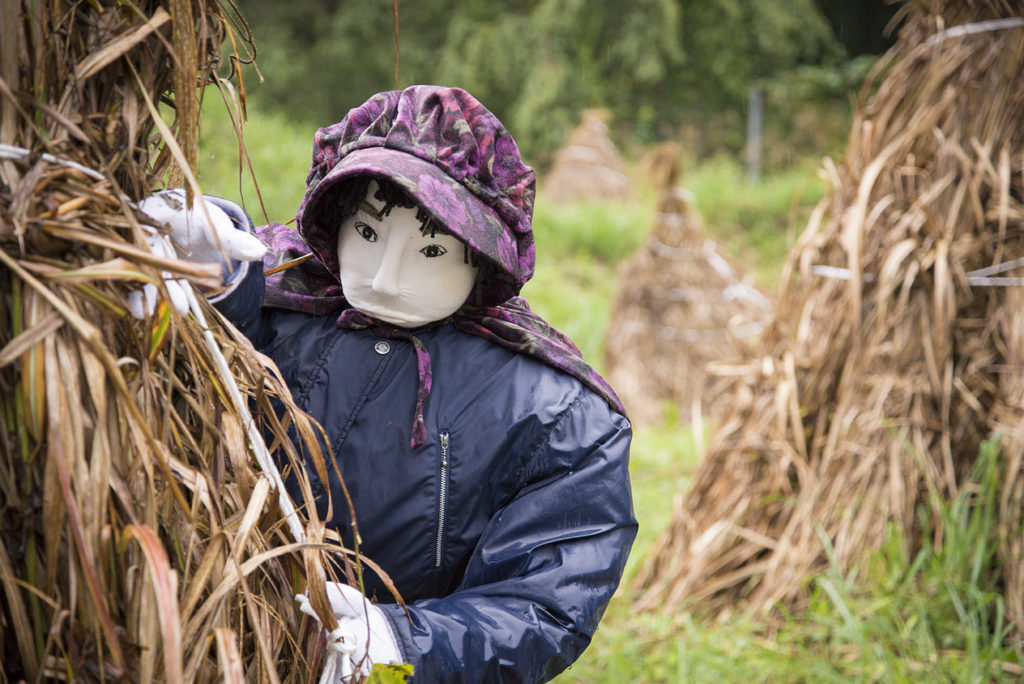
[{"x1": 258, "y1": 222, "x2": 626, "y2": 449}]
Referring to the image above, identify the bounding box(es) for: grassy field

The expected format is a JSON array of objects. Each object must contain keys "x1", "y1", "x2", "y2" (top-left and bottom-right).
[
  {"x1": 196, "y1": 103, "x2": 1019, "y2": 683},
  {"x1": 558, "y1": 438, "x2": 1017, "y2": 683}
]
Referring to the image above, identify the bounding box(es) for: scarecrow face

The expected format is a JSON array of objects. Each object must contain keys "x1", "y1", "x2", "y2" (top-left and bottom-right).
[{"x1": 337, "y1": 180, "x2": 478, "y2": 327}]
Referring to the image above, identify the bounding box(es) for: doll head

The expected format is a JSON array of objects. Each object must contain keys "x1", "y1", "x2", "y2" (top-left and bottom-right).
[
  {"x1": 297, "y1": 86, "x2": 537, "y2": 308},
  {"x1": 335, "y1": 178, "x2": 478, "y2": 327}
]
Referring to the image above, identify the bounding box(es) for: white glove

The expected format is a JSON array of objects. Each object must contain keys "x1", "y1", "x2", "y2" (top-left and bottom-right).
[
  {"x1": 127, "y1": 230, "x2": 191, "y2": 318},
  {"x1": 139, "y1": 190, "x2": 267, "y2": 264},
  {"x1": 129, "y1": 190, "x2": 266, "y2": 318},
  {"x1": 296, "y1": 582, "x2": 403, "y2": 683}
]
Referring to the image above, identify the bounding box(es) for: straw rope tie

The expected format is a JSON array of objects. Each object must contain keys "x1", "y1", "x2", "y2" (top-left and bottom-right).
[
  {"x1": 0, "y1": 144, "x2": 106, "y2": 181},
  {"x1": 647, "y1": 237, "x2": 757, "y2": 292},
  {"x1": 812, "y1": 263, "x2": 1024, "y2": 287},
  {"x1": 622, "y1": 318, "x2": 768, "y2": 342},
  {"x1": 647, "y1": 235, "x2": 692, "y2": 258},
  {"x1": 809, "y1": 265, "x2": 875, "y2": 282},
  {"x1": 925, "y1": 17, "x2": 1024, "y2": 46},
  {"x1": 643, "y1": 282, "x2": 771, "y2": 309}
]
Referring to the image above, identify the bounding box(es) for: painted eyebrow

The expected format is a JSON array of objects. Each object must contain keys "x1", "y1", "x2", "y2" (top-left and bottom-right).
[
  {"x1": 351, "y1": 211, "x2": 379, "y2": 228},
  {"x1": 357, "y1": 200, "x2": 384, "y2": 221}
]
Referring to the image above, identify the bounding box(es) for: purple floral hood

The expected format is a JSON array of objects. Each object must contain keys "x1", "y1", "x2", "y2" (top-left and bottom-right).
[{"x1": 297, "y1": 85, "x2": 535, "y2": 306}]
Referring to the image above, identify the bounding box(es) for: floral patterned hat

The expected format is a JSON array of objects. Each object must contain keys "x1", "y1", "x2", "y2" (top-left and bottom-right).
[{"x1": 298, "y1": 85, "x2": 537, "y2": 305}]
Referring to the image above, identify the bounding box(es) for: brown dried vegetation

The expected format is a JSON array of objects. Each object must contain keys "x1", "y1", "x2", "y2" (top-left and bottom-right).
[
  {"x1": 635, "y1": 0, "x2": 1024, "y2": 638},
  {"x1": 0, "y1": 1, "x2": 366, "y2": 680},
  {"x1": 543, "y1": 109, "x2": 632, "y2": 204},
  {"x1": 604, "y1": 144, "x2": 773, "y2": 427}
]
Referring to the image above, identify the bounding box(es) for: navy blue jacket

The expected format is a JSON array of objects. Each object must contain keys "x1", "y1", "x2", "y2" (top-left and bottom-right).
[{"x1": 214, "y1": 232, "x2": 636, "y2": 682}]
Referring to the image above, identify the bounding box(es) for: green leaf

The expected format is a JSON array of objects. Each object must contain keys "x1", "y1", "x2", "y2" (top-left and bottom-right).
[{"x1": 366, "y1": 662, "x2": 414, "y2": 684}]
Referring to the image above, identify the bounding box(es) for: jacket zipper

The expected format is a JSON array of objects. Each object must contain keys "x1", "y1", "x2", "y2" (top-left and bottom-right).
[{"x1": 435, "y1": 431, "x2": 450, "y2": 568}]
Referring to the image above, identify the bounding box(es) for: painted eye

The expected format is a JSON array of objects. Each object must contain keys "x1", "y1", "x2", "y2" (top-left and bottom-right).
[
  {"x1": 354, "y1": 221, "x2": 378, "y2": 242},
  {"x1": 419, "y1": 244, "x2": 448, "y2": 258}
]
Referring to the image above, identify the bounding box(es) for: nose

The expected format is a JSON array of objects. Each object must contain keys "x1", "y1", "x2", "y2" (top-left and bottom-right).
[{"x1": 371, "y1": 235, "x2": 404, "y2": 296}]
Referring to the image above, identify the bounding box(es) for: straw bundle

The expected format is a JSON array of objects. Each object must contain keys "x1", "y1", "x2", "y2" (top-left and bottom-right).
[
  {"x1": 635, "y1": 0, "x2": 1024, "y2": 629},
  {"x1": 543, "y1": 109, "x2": 632, "y2": 203},
  {"x1": 0, "y1": 1, "x2": 361, "y2": 680},
  {"x1": 636, "y1": 141, "x2": 685, "y2": 192},
  {"x1": 604, "y1": 145, "x2": 771, "y2": 426}
]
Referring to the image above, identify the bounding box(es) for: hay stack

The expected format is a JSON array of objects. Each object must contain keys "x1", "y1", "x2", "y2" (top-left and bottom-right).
[
  {"x1": 635, "y1": 0, "x2": 1024, "y2": 629},
  {"x1": 636, "y1": 141, "x2": 684, "y2": 191},
  {"x1": 543, "y1": 109, "x2": 632, "y2": 203},
  {"x1": 0, "y1": 2, "x2": 358, "y2": 680},
  {"x1": 603, "y1": 144, "x2": 772, "y2": 426}
]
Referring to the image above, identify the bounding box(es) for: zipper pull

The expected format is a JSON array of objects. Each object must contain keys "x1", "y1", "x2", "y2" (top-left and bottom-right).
[{"x1": 440, "y1": 431, "x2": 449, "y2": 467}]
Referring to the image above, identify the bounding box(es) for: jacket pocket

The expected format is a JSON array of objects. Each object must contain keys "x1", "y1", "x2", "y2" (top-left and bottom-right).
[{"x1": 435, "y1": 430, "x2": 450, "y2": 568}]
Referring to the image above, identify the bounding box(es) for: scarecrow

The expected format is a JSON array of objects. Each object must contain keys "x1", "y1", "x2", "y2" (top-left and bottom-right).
[{"x1": 140, "y1": 85, "x2": 636, "y2": 682}]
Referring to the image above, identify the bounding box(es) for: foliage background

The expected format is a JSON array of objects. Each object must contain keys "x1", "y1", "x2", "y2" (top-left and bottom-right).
[{"x1": 233, "y1": 0, "x2": 895, "y2": 168}]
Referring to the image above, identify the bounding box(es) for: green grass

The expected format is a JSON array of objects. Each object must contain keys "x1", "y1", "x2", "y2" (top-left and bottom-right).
[
  {"x1": 523, "y1": 196, "x2": 652, "y2": 370},
  {"x1": 196, "y1": 107, "x2": 1019, "y2": 683},
  {"x1": 196, "y1": 99, "x2": 310, "y2": 225},
  {"x1": 557, "y1": 439, "x2": 1020, "y2": 684},
  {"x1": 686, "y1": 155, "x2": 826, "y2": 289}
]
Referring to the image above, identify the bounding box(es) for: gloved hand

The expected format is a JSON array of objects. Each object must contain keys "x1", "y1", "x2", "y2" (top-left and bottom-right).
[
  {"x1": 129, "y1": 190, "x2": 266, "y2": 317},
  {"x1": 296, "y1": 582, "x2": 403, "y2": 683}
]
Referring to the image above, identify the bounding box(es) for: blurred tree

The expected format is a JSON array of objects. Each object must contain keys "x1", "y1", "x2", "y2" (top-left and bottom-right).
[
  {"x1": 816, "y1": 0, "x2": 899, "y2": 56},
  {"x1": 234, "y1": 0, "x2": 885, "y2": 166},
  {"x1": 436, "y1": 0, "x2": 682, "y2": 163},
  {"x1": 239, "y1": 0, "x2": 452, "y2": 118}
]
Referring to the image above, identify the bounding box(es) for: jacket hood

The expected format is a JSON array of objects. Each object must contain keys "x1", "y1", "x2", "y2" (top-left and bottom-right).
[{"x1": 296, "y1": 85, "x2": 537, "y2": 306}]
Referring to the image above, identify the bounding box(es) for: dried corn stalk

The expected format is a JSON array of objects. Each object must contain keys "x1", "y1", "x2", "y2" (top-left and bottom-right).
[
  {"x1": 0, "y1": 1, "x2": 369, "y2": 680},
  {"x1": 543, "y1": 109, "x2": 632, "y2": 203},
  {"x1": 604, "y1": 145, "x2": 772, "y2": 427},
  {"x1": 635, "y1": 0, "x2": 1024, "y2": 637}
]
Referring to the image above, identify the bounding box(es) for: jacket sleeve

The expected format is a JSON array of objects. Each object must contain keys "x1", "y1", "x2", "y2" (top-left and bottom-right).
[{"x1": 378, "y1": 390, "x2": 637, "y2": 683}]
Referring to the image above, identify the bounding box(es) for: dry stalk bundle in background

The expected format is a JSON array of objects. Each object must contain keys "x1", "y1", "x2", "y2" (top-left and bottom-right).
[
  {"x1": 634, "y1": 0, "x2": 1024, "y2": 635},
  {"x1": 543, "y1": 109, "x2": 632, "y2": 203},
  {"x1": 604, "y1": 143, "x2": 772, "y2": 427},
  {"x1": 0, "y1": 1, "x2": 361, "y2": 680}
]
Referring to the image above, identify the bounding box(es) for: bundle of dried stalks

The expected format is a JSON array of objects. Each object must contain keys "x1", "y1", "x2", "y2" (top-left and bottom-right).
[
  {"x1": 0, "y1": 1, "x2": 362, "y2": 680},
  {"x1": 636, "y1": 141, "x2": 684, "y2": 191},
  {"x1": 604, "y1": 145, "x2": 772, "y2": 427},
  {"x1": 634, "y1": 0, "x2": 1024, "y2": 630},
  {"x1": 543, "y1": 109, "x2": 632, "y2": 203}
]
